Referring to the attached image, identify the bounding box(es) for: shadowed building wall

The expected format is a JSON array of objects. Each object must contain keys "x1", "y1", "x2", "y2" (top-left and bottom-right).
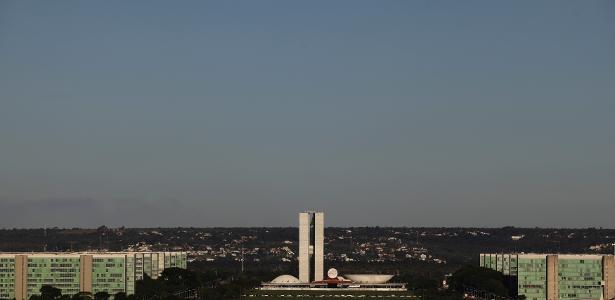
[
  {"x1": 546, "y1": 255, "x2": 558, "y2": 300},
  {"x1": 80, "y1": 255, "x2": 93, "y2": 293},
  {"x1": 314, "y1": 212, "x2": 324, "y2": 282},
  {"x1": 14, "y1": 255, "x2": 27, "y2": 300},
  {"x1": 604, "y1": 255, "x2": 615, "y2": 300}
]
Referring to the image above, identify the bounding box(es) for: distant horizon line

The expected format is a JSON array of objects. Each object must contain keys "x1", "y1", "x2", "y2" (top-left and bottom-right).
[{"x1": 1, "y1": 225, "x2": 614, "y2": 230}]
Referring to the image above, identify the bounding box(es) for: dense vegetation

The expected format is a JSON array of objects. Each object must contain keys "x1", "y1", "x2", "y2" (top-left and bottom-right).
[
  {"x1": 24, "y1": 268, "x2": 275, "y2": 300},
  {"x1": 447, "y1": 266, "x2": 517, "y2": 298},
  {"x1": 21, "y1": 264, "x2": 519, "y2": 300}
]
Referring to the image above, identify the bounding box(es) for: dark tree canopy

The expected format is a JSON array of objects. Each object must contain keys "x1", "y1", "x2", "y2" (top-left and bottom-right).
[
  {"x1": 40, "y1": 285, "x2": 62, "y2": 300},
  {"x1": 71, "y1": 292, "x2": 92, "y2": 300},
  {"x1": 94, "y1": 291, "x2": 110, "y2": 300},
  {"x1": 448, "y1": 266, "x2": 513, "y2": 297}
]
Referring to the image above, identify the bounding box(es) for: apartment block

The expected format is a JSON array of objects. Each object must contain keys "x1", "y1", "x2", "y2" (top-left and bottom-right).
[
  {"x1": 0, "y1": 252, "x2": 187, "y2": 300},
  {"x1": 480, "y1": 253, "x2": 615, "y2": 300}
]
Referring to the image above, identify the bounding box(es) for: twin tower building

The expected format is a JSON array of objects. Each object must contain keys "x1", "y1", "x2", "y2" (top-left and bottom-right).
[{"x1": 298, "y1": 211, "x2": 325, "y2": 283}]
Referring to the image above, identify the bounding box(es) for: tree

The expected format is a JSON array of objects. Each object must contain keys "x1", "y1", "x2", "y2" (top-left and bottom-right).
[
  {"x1": 448, "y1": 266, "x2": 510, "y2": 297},
  {"x1": 159, "y1": 267, "x2": 199, "y2": 291},
  {"x1": 94, "y1": 292, "x2": 110, "y2": 300},
  {"x1": 135, "y1": 274, "x2": 164, "y2": 299},
  {"x1": 112, "y1": 292, "x2": 127, "y2": 300},
  {"x1": 40, "y1": 285, "x2": 62, "y2": 300},
  {"x1": 71, "y1": 292, "x2": 92, "y2": 300}
]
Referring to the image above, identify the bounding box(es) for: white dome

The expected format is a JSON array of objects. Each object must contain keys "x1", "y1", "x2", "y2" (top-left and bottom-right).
[
  {"x1": 345, "y1": 274, "x2": 394, "y2": 284},
  {"x1": 271, "y1": 274, "x2": 300, "y2": 284}
]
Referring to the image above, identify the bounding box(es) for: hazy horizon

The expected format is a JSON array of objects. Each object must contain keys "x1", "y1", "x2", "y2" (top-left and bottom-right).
[
  {"x1": 3, "y1": 221, "x2": 615, "y2": 230},
  {"x1": 1, "y1": 1, "x2": 614, "y2": 228}
]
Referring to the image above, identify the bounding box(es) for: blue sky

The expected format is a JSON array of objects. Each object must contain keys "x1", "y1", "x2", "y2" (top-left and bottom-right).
[{"x1": 1, "y1": 1, "x2": 614, "y2": 228}]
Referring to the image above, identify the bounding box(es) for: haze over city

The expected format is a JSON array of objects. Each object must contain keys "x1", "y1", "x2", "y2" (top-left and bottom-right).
[{"x1": 1, "y1": 1, "x2": 614, "y2": 228}]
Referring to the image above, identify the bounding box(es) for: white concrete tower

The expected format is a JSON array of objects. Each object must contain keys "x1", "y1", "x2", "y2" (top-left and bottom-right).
[
  {"x1": 298, "y1": 211, "x2": 325, "y2": 283},
  {"x1": 298, "y1": 212, "x2": 311, "y2": 283},
  {"x1": 314, "y1": 212, "x2": 324, "y2": 281}
]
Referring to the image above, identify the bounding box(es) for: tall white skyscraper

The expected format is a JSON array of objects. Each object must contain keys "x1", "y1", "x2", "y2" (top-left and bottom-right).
[{"x1": 298, "y1": 211, "x2": 324, "y2": 283}]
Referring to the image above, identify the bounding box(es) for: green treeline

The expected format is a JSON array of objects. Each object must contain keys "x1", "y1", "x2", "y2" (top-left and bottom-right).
[{"x1": 20, "y1": 265, "x2": 516, "y2": 300}]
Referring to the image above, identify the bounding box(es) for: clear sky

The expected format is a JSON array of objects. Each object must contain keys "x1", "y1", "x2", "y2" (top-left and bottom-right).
[{"x1": 1, "y1": 1, "x2": 614, "y2": 228}]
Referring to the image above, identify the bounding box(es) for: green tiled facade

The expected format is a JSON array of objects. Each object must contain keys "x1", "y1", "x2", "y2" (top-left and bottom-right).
[
  {"x1": 480, "y1": 254, "x2": 615, "y2": 300},
  {"x1": 0, "y1": 258, "x2": 15, "y2": 299},
  {"x1": 0, "y1": 252, "x2": 187, "y2": 300},
  {"x1": 92, "y1": 257, "x2": 125, "y2": 295},
  {"x1": 26, "y1": 256, "x2": 81, "y2": 296},
  {"x1": 517, "y1": 257, "x2": 547, "y2": 300},
  {"x1": 557, "y1": 257, "x2": 602, "y2": 300}
]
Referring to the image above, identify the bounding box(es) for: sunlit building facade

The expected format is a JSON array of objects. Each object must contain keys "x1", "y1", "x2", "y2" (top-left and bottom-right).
[
  {"x1": 298, "y1": 211, "x2": 324, "y2": 283},
  {"x1": 0, "y1": 252, "x2": 187, "y2": 300},
  {"x1": 480, "y1": 253, "x2": 615, "y2": 300}
]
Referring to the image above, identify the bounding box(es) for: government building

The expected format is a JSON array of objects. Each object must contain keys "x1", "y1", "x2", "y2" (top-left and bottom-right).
[
  {"x1": 480, "y1": 253, "x2": 615, "y2": 300},
  {"x1": 260, "y1": 211, "x2": 406, "y2": 292},
  {"x1": 0, "y1": 251, "x2": 187, "y2": 300}
]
